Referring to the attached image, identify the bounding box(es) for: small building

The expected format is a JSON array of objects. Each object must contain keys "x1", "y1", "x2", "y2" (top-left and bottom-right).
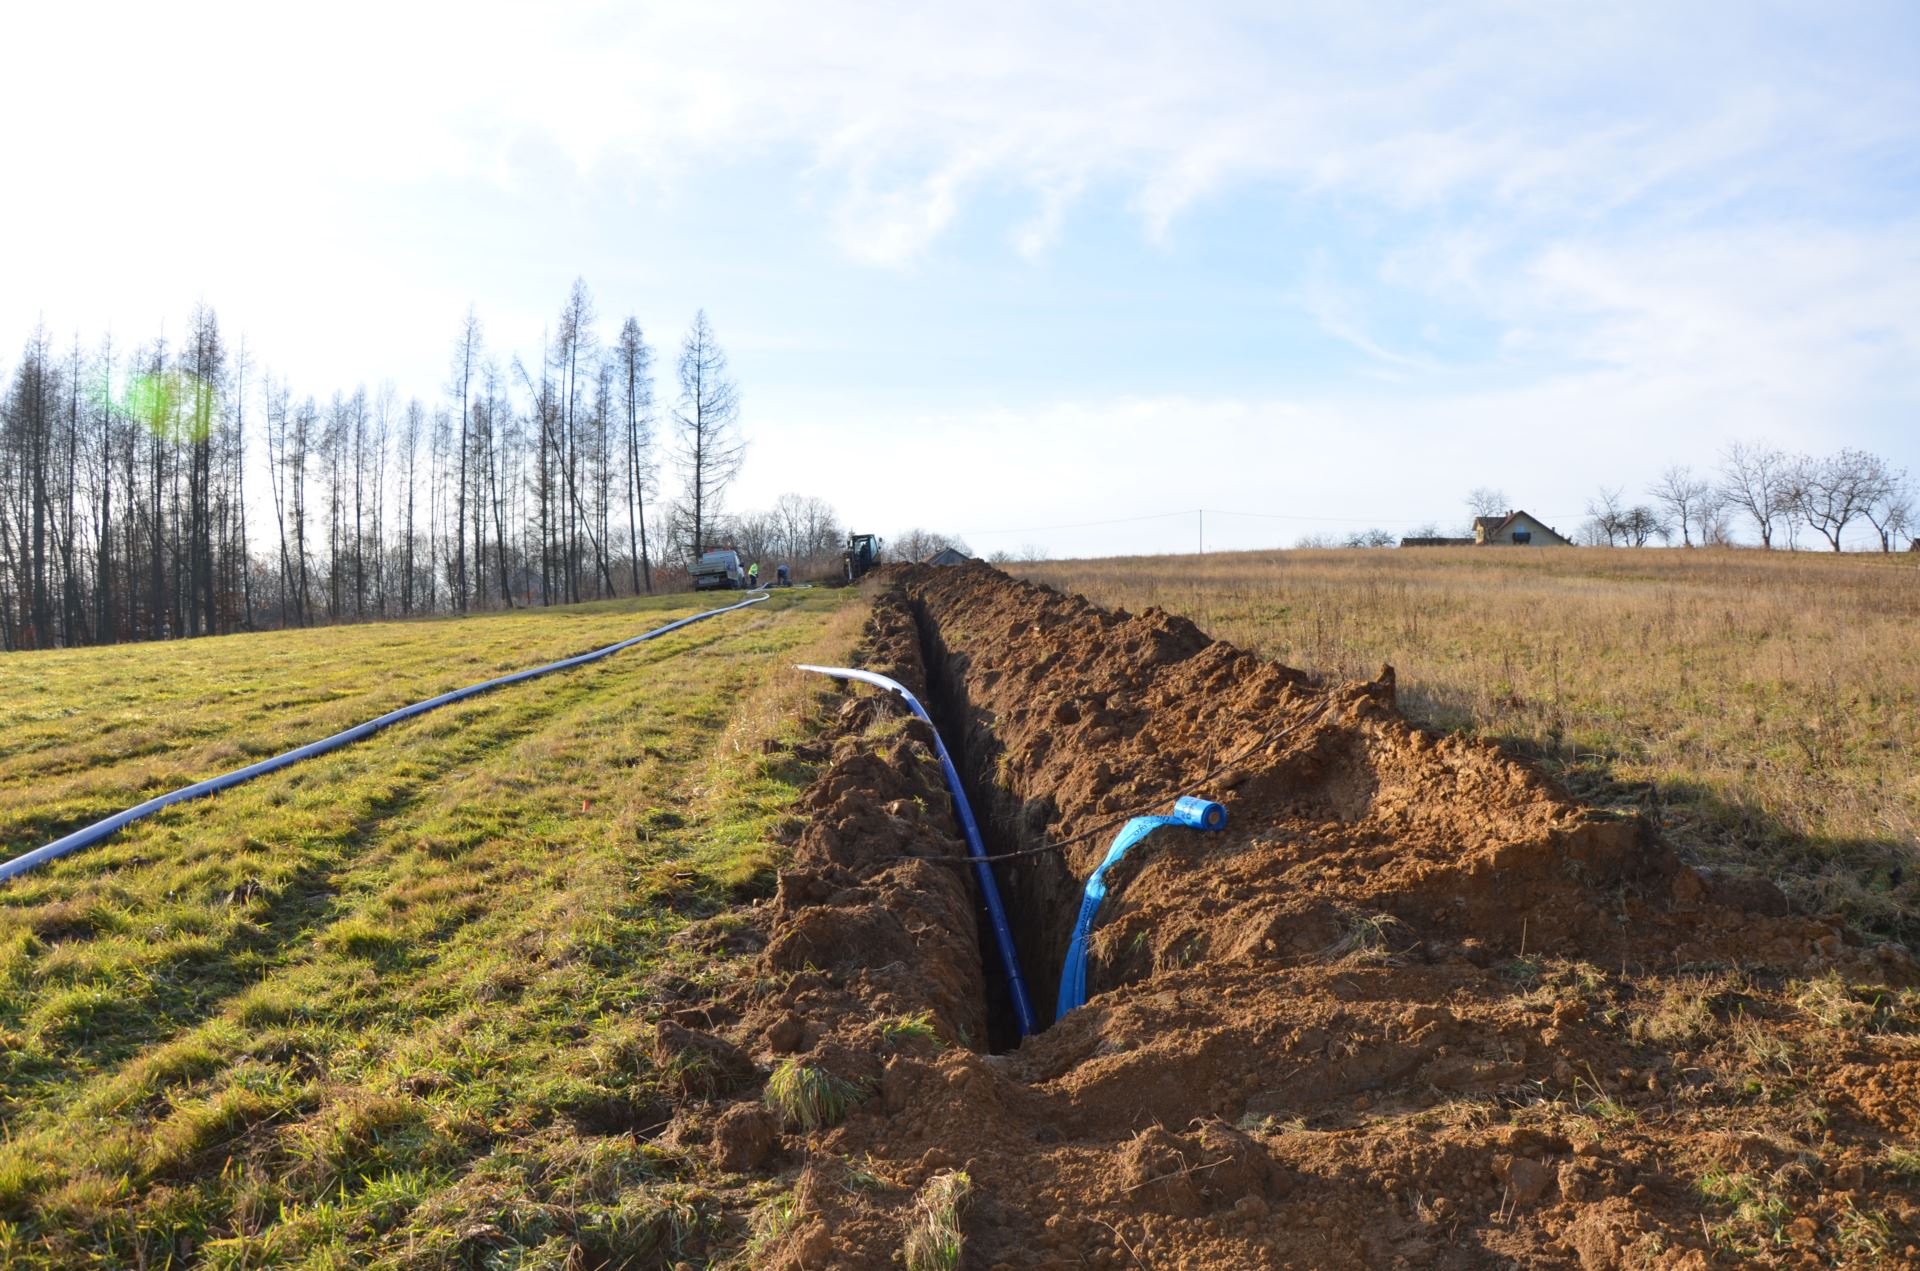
[
  {"x1": 1472, "y1": 510, "x2": 1571, "y2": 546},
  {"x1": 924, "y1": 547, "x2": 971, "y2": 567}
]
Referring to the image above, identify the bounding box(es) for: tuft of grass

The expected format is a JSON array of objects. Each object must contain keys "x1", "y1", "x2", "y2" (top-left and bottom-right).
[
  {"x1": 1728, "y1": 1016, "x2": 1795, "y2": 1074},
  {"x1": 145, "y1": 1085, "x2": 282, "y2": 1175},
  {"x1": 1793, "y1": 975, "x2": 1919, "y2": 1037},
  {"x1": 1318, "y1": 911, "x2": 1409, "y2": 965},
  {"x1": 1795, "y1": 974, "x2": 1874, "y2": 1031},
  {"x1": 1832, "y1": 1201, "x2": 1892, "y2": 1260},
  {"x1": 842, "y1": 1157, "x2": 890, "y2": 1192},
  {"x1": 744, "y1": 1192, "x2": 800, "y2": 1260},
  {"x1": 564, "y1": 1190, "x2": 699, "y2": 1265},
  {"x1": 1500, "y1": 955, "x2": 1545, "y2": 987},
  {"x1": 281, "y1": 1093, "x2": 441, "y2": 1192},
  {"x1": 320, "y1": 916, "x2": 401, "y2": 960},
  {"x1": 1629, "y1": 975, "x2": 1731, "y2": 1046},
  {"x1": 764, "y1": 1059, "x2": 857, "y2": 1133},
  {"x1": 902, "y1": 1169, "x2": 972, "y2": 1271},
  {"x1": 29, "y1": 982, "x2": 145, "y2": 1045},
  {"x1": 233, "y1": 983, "x2": 309, "y2": 1028},
  {"x1": 1696, "y1": 1168, "x2": 1793, "y2": 1255},
  {"x1": 880, "y1": 1010, "x2": 943, "y2": 1049},
  {"x1": 1569, "y1": 1077, "x2": 1637, "y2": 1129},
  {"x1": 0, "y1": 1149, "x2": 48, "y2": 1217},
  {"x1": 1882, "y1": 1145, "x2": 1920, "y2": 1180}
]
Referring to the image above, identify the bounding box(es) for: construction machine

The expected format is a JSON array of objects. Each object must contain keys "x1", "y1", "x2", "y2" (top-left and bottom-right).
[{"x1": 843, "y1": 533, "x2": 882, "y2": 582}]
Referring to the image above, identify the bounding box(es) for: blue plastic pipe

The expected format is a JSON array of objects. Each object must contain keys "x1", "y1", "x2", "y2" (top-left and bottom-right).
[
  {"x1": 0, "y1": 593, "x2": 771, "y2": 885},
  {"x1": 795, "y1": 664, "x2": 1039, "y2": 1038},
  {"x1": 1056, "y1": 796, "x2": 1226, "y2": 1020}
]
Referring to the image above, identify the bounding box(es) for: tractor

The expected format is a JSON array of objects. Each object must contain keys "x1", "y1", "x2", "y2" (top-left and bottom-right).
[{"x1": 843, "y1": 533, "x2": 882, "y2": 582}]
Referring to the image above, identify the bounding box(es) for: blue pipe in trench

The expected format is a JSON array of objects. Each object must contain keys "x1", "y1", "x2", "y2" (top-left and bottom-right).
[{"x1": 794, "y1": 663, "x2": 1040, "y2": 1039}]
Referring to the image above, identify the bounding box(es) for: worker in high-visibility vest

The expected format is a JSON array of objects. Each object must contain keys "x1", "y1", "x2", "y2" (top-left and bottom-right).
[{"x1": 748, "y1": 562, "x2": 760, "y2": 589}]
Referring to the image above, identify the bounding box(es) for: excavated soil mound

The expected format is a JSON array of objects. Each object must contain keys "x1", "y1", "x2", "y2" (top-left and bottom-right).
[{"x1": 669, "y1": 564, "x2": 1919, "y2": 1269}]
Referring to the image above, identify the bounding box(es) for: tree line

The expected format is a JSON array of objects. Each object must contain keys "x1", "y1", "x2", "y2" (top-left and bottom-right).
[
  {"x1": 1582, "y1": 445, "x2": 1912, "y2": 550},
  {"x1": 1308, "y1": 447, "x2": 1914, "y2": 552},
  {"x1": 0, "y1": 281, "x2": 847, "y2": 652}
]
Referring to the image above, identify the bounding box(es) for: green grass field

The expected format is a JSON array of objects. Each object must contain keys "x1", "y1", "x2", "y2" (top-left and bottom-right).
[
  {"x1": 1018, "y1": 547, "x2": 1920, "y2": 940},
  {"x1": 0, "y1": 589, "x2": 858, "y2": 1268}
]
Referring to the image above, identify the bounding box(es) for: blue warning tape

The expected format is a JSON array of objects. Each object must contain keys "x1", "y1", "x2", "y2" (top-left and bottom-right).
[{"x1": 1056, "y1": 796, "x2": 1226, "y2": 1020}]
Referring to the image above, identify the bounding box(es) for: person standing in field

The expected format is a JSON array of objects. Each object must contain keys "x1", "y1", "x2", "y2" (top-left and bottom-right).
[{"x1": 748, "y1": 562, "x2": 759, "y2": 589}]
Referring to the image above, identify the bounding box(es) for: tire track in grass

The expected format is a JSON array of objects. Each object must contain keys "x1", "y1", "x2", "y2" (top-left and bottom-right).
[
  {"x1": 0, "y1": 598, "x2": 734, "y2": 852},
  {"x1": 0, "y1": 610, "x2": 780, "y2": 1126}
]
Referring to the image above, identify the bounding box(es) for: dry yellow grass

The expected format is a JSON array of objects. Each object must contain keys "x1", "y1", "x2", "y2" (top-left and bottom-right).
[{"x1": 1018, "y1": 546, "x2": 1920, "y2": 938}]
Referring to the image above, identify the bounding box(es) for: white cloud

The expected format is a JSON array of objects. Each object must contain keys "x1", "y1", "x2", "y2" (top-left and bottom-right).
[
  {"x1": 3, "y1": 0, "x2": 1916, "y2": 526},
  {"x1": 14, "y1": 1, "x2": 1914, "y2": 266}
]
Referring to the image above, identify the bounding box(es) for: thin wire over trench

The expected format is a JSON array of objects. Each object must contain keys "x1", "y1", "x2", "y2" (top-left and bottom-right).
[
  {"x1": 922, "y1": 695, "x2": 1340, "y2": 867},
  {"x1": 0, "y1": 593, "x2": 771, "y2": 885}
]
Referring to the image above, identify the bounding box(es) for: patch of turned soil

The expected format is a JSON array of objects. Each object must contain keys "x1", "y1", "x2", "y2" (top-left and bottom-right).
[{"x1": 665, "y1": 563, "x2": 1919, "y2": 1269}]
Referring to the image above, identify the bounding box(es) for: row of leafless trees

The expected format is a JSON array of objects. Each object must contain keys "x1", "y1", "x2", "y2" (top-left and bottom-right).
[
  {"x1": 1585, "y1": 444, "x2": 1912, "y2": 550},
  {"x1": 0, "y1": 282, "x2": 844, "y2": 652},
  {"x1": 707, "y1": 495, "x2": 848, "y2": 574},
  {"x1": 0, "y1": 309, "x2": 249, "y2": 650}
]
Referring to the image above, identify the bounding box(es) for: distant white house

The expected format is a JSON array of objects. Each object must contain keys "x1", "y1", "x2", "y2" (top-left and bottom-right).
[
  {"x1": 1471, "y1": 510, "x2": 1571, "y2": 546},
  {"x1": 924, "y1": 546, "x2": 971, "y2": 567}
]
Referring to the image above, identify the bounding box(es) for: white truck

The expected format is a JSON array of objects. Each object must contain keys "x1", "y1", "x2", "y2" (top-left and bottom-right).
[{"x1": 691, "y1": 549, "x2": 747, "y2": 591}]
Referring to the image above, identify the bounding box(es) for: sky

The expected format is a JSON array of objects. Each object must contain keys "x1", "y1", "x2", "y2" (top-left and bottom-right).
[{"x1": 3, "y1": 0, "x2": 1918, "y2": 556}]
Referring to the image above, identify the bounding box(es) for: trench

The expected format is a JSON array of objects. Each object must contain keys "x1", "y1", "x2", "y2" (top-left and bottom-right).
[{"x1": 909, "y1": 599, "x2": 1084, "y2": 1052}]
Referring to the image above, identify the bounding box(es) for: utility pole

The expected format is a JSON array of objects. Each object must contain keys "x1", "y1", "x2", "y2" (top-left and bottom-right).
[{"x1": 1197, "y1": 508, "x2": 1204, "y2": 555}]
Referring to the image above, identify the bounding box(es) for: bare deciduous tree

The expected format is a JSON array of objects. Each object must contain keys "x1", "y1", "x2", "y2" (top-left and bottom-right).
[
  {"x1": 1584, "y1": 486, "x2": 1627, "y2": 546},
  {"x1": 894, "y1": 528, "x2": 971, "y2": 561},
  {"x1": 1864, "y1": 464, "x2": 1912, "y2": 552},
  {"x1": 1794, "y1": 448, "x2": 1884, "y2": 552},
  {"x1": 448, "y1": 309, "x2": 482, "y2": 612},
  {"x1": 1719, "y1": 441, "x2": 1794, "y2": 548},
  {"x1": 1465, "y1": 487, "x2": 1508, "y2": 521},
  {"x1": 672, "y1": 310, "x2": 744, "y2": 560},
  {"x1": 399, "y1": 398, "x2": 421, "y2": 615},
  {"x1": 614, "y1": 316, "x2": 655, "y2": 594},
  {"x1": 1649, "y1": 465, "x2": 1712, "y2": 547},
  {"x1": 1583, "y1": 487, "x2": 1670, "y2": 547},
  {"x1": 1621, "y1": 505, "x2": 1671, "y2": 547}
]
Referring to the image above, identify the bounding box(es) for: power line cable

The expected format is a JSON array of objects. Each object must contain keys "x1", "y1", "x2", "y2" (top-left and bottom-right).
[{"x1": 954, "y1": 509, "x2": 1197, "y2": 537}]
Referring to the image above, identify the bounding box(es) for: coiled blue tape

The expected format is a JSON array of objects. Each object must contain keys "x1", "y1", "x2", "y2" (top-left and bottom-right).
[{"x1": 1173, "y1": 795, "x2": 1227, "y2": 831}]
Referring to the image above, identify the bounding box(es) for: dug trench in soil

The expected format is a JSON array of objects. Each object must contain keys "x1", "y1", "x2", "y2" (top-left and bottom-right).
[
  {"x1": 905, "y1": 591, "x2": 1080, "y2": 1051},
  {"x1": 664, "y1": 563, "x2": 1920, "y2": 1270}
]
